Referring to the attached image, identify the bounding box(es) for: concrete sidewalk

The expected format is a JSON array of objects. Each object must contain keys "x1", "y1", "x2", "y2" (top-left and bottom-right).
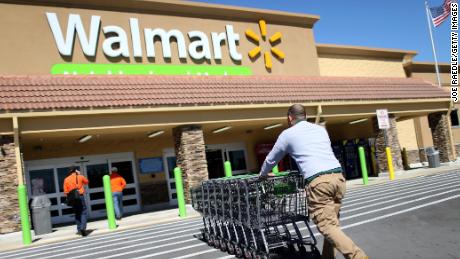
[{"x1": 1, "y1": 161, "x2": 460, "y2": 252}]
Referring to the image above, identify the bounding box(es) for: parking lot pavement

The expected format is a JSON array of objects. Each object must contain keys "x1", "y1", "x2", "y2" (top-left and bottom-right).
[{"x1": 1, "y1": 170, "x2": 459, "y2": 259}]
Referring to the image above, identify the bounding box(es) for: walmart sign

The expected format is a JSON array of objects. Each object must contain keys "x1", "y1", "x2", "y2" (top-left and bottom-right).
[{"x1": 46, "y1": 13, "x2": 243, "y2": 62}]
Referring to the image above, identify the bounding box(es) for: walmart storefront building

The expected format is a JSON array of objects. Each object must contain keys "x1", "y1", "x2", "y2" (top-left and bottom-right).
[{"x1": 0, "y1": 0, "x2": 454, "y2": 232}]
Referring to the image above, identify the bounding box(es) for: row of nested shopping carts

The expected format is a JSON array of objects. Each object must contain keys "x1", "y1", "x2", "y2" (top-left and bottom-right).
[{"x1": 191, "y1": 172, "x2": 319, "y2": 259}]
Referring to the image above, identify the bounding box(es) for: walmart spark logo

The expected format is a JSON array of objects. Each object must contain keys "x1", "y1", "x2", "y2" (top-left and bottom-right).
[{"x1": 245, "y1": 20, "x2": 285, "y2": 70}]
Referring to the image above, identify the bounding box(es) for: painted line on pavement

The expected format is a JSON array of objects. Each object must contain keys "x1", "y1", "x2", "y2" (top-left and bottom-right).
[
  {"x1": 216, "y1": 255, "x2": 236, "y2": 259},
  {"x1": 345, "y1": 171, "x2": 458, "y2": 194},
  {"x1": 341, "y1": 188, "x2": 460, "y2": 220},
  {"x1": 342, "y1": 183, "x2": 460, "y2": 213},
  {"x1": 343, "y1": 174, "x2": 459, "y2": 202},
  {"x1": 0, "y1": 218, "x2": 202, "y2": 257},
  {"x1": 344, "y1": 173, "x2": 459, "y2": 200},
  {"x1": 293, "y1": 188, "x2": 460, "y2": 234},
  {"x1": 345, "y1": 171, "x2": 459, "y2": 196},
  {"x1": 99, "y1": 242, "x2": 206, "y2": 259},
  {"x1": 172, "y1": 249, "x2": 217, "y2": 259},
  {"x1": 342, "y1": 180, "x2": 460, "y2": 209},
  {"x1": 59, "y1": 238, "x2": 198, "y2": 259},
  {"x1": 340, "y1": 194, "x2": 460, "y2": 230},
  {"x1": 0, "y1": 223, "x2": 203, "y2": 259},
  {"x1": 39, "y1": 231, "x2": 201, "y2": 259}
]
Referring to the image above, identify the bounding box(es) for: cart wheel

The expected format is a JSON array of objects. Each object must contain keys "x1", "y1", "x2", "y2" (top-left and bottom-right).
[
  {"x1": 209, "y1": 236, "x2": 214, "y2": 246},
  {"x1": 220, "y1": 239, "x2": 227, "y2": 252},
  {"x1": 243, "y1": 247, "x2": 253, "y2": 259},
  {"x1": 235, "y1": 246, "x2": 244, "y2": 258},
  {"x1": 203, "y1": 232, "x2": 208, "y2": 242},
  {"x1": 298, "y1": 245, "x2": 308, "y2": 256},
  {"x1": 311, "y1": 246, "x2": 321, "y2": 258},
  {"x1": 213, "y1": 237, "x2": 220, "y2": 248},
  {"x1": 227, "y1": 242, "x2": 235, "y2": 254}
]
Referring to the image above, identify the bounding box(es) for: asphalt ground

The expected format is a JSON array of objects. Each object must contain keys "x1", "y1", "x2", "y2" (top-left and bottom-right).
[{"x1": 1, "y1": 170, "x2": 459, "y2": 259}]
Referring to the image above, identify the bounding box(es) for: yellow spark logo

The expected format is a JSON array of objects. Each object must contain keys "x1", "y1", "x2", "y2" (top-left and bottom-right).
[{"x1": 245, "y1": 20, "x2": 285, "y2": 70}]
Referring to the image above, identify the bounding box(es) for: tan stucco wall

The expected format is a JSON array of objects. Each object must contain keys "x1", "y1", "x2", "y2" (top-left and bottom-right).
[
  {"x1": 396, "y1": 119, "x2": 418, "y2": 150},
  {"x1": 413, "y1": 116, "x2": 434, "y2": 148},
  {"x1": 411, "y1": 72, "x2": 451, "y2": 87},
  {"x1": 0, "y1": 3, "x2": 319, "y2": 76},
  {"x1": 318, "y1": 55, "x2": 406, "y2": 77}
]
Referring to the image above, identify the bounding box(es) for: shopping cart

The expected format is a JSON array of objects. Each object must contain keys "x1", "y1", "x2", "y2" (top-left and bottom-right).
[{"x1": 191, "y1": 172, "x2": 318, "y2": 259}]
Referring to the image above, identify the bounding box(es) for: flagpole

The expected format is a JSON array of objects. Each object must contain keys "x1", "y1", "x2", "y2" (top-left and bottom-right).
[{"x1": 425, "y1": 0, "x2": 443, "y2": 87}]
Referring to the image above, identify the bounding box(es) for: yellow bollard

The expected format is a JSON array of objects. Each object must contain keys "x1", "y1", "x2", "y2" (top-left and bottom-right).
[{"x1": 386, "y1": 147, "x2": 395, "y2": 180}]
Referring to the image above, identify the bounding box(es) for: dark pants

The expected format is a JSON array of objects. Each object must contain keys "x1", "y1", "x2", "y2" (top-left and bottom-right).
[{"x1": 72, "y1": 196, "x2": 88, "y2": 232}]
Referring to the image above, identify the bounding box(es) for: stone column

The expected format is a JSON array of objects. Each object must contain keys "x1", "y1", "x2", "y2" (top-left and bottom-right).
[
  {"x1": 428, "y1": 112, "x2": 456, "y2": 162},
  {"x1": 372, "y1": 115, "x2": 403, "y2": 172},
  {"x1": 173, "y1": 125, "x2": 208, "y2": 203},
  {"x1": 0, "y1": 136, "x2": 20, "y2": 234}
]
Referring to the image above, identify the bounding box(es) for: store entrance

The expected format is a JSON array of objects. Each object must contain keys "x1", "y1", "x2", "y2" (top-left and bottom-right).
[
  {"x1": 206, "y1": 149, "x2": 225, "y2": 179},
  {"x1": 25, "y1": 152, "x2": 141, "y2": 224}
]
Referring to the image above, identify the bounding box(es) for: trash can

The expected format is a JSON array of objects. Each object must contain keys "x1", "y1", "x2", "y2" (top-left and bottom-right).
[
  {"x1": 426, "y1": 147, "x2": 440, "y2": 168},
  {"x1": 30, "y1": 195, "x2": 52, "y2": 235}
]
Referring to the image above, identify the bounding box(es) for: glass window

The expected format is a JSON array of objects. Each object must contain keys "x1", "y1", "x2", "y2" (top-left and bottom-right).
[
  {"x1": 123, "y1": 188, "x2": 136, "y2": 196},
  {"x1": 86, "y1": 163, "x2": 109, "y2": 188},
  {"x1": 111, "y1": 161, "x2": 134, "y2": 184},
  {"x1": 29, "y1": 169, "x2": 56, "y2": 195},
  {"x1": 451, "y1": 109, "x2": 459, "y2": 127},
  {"x1": 122, "y1": 199, "x2": 137, "y2": 206},
  {"x1": 57, "y1": 166, "x2": 80, "y2": 193},
  {"x1": 50, "y1": 210, "x2": 59, "y2": 217},
  {"x1": 229, "y1": 150, "x2": 247, "y2": 171},
  {"x1": 89, "y1": 192, "x2": 105, "y2": 200},
  {"x1": 49, "y1": 198, "x2": 58, "y2": 206},
  {"x1": 167, "y1": 157, "x2": 176, "y2": 179},
  {"x1": 91, "y1": 204, "x2": 106, "y2": 211},
  {"x1": 62, "y1": 208, "x2": 74, "y2": 215}
]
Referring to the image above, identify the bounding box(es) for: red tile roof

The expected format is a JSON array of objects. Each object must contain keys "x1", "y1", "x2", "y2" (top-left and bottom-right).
[{"x1": 0, "y1": 75, "x2": 449, "y2": 112}]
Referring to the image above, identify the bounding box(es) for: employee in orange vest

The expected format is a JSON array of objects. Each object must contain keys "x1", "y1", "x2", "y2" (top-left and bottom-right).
[
  {"x1": 63, "y1": 167, "x2": 89, "y2": 236},
  {"x1": 110, "y1": 167, "x2": 127, "y2": 220}
]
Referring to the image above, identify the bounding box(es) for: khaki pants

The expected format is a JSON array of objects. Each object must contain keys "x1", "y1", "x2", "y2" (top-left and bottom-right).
[{"x1": 306, "y1": 173, "x2": 367, "y2": 259}]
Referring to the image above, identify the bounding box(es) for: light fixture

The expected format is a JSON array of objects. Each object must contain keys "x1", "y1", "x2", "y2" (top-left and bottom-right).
[
  {"x1": 212, "y1": 126, "x2": 231, "y2": 134},
  {"x1": 148, "y1": 130, "x2": 164, "y2": 138},
  {"x1": 349, "y1": 118, "x2": 368, "y2": 125},
  {"x1": 78, "y1": 135, "x2": 92, "y2": 143},
  {"x1": 263, "y1": 123, "x2": 283, "y2": 130}
]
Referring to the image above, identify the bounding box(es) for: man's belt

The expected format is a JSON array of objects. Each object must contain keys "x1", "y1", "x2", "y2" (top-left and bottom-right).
[{"x1": 305, "y1": 167, "x2": 343, "y2": 184}]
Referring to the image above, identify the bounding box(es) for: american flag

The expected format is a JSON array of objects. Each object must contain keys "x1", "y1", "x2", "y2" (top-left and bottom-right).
[{"x1": 429, "y1": 0, "x2": 452, "y2": 27}]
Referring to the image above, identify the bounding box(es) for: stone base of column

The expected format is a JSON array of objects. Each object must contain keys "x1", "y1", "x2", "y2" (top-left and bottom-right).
[
  {"x1": 173, "y1": 125, "x2": 208, "y2": 203},
  {"x1": 372, "y1": 116, "x2": 403, "y2": 172},
  {"x1": 0, "y1": 136, "x2": 20, "y2": 234},
  {"x1": 428, "y1": 112, "x2": 455, "y2": 162}
]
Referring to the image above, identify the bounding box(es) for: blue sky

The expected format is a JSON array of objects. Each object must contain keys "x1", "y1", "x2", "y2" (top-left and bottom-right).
[{"x1": 192, "y1": 0, "x2": 451, "y2": 63}]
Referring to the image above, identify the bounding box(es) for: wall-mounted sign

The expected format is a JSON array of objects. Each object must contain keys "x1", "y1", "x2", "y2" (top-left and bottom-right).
[
  {"x1": 376, "y1": 109, "x2": 390, "y2": 129},
  {"x1": 45, "y1": 13, "x2": 285, "y2": 75},
  {"x1": 139, "y1": 157, "x2": 164, "y2": 174},
  {"x1": 46, "y1": 13, "x2": 242, "y2": 61}
]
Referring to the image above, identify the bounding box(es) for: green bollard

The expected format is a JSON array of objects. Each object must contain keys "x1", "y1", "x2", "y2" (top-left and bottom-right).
[
  {"x1": 18, "y1": 184, "x2": 32, "y2": 245},
  {"x1": 358, "y1": 147, "x2": 369, "y2": 185},
  {"x1": 102, "y1": 175, "x2": 117, "y2": 230},
  {"x1": 272, "y1": 165, "x2": 279, "y2": 175},
  {"x1": 174, "y1": 167, "x2": 187, "y2": 218},
  {"x1": 224, "y1": 161, "x2": 233, "y2": 178}
]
